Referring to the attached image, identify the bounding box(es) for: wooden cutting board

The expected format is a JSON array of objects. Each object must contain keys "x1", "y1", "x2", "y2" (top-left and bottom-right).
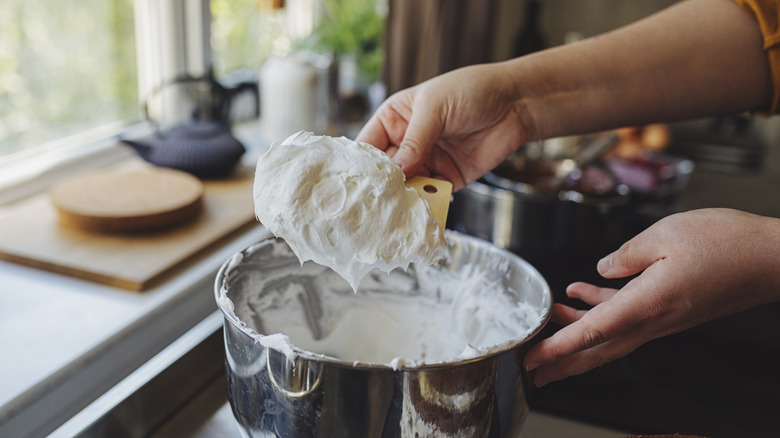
[
  {"x1": 49, "y1": 167, "x2": 206, "y2": 232},
  {"x1": 0, "y1": 163, "x2": 259, "y2": 291}
]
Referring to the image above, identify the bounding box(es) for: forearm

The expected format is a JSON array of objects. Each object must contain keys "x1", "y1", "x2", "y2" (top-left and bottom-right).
[{"x1": 504, "y1": 0, "x2": 772, "y2": 141}]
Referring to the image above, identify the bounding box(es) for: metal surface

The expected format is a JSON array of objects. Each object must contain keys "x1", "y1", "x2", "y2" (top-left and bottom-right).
[
  {"x1": 549, "y1": 133, "x2": 619, "y2": 189},
  {"x1": 448, "y1": 178, "x2": 630, "y2": 267},
  {"x1": 215, "y1": 232, "x2": 552, "y2": 437}
]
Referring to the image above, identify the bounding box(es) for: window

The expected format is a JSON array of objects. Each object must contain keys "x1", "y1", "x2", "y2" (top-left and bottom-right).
[
  {"x1": 0, "y1": 0, "x2": 138, "y2": 160},
  {"x1": 210, "y1": 0, "x2": 265, "y2": 75},
  {"x1": 210, "y1": 0, "x2": 320, "y2": 76},
  {"x1": 0, "y1": 0, "x2": 354, "y2": 165}
]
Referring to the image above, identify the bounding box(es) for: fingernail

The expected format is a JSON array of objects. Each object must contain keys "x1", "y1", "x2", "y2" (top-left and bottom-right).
[
  {"x1": 525, "y1": 361, "x2": 540, "y2": 372},
  {"x1": 392, "y1": 158, "x2": 408, "y2": 175},
  {"x1": 597, "y1": 253, "x2": 613, "y2": 275}
]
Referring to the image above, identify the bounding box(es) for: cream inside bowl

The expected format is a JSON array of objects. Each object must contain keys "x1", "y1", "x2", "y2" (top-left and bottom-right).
[{"x1": 216, "y1": 230, "x2": 552, "y2": 369}]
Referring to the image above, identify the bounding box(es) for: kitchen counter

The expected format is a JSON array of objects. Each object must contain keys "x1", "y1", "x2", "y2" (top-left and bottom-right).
[
  {"x1": 178, "y1": 400, "x2": 630, "y2": 438},
  {"x1": 0, "y1": 123, "x2": 273, "y2": 438},
  {"x1": 0, "y1": 219, "x2": 270, "y2": 438}
]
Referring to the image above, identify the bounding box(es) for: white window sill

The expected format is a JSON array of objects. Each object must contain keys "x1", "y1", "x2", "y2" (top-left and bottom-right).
[{"x1": 0, "y1": 120, "x2": 270, "y2": 437}]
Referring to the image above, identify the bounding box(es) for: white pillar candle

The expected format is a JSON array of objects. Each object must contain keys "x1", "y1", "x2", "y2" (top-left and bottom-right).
[{"x1": 259, "y1": 55, "x2": 327, "y2": 144}]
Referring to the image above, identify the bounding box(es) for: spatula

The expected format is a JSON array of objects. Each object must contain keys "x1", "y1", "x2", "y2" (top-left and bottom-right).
[{"x1": 405, "y1": 175, "x2": 453, "y2": 231}]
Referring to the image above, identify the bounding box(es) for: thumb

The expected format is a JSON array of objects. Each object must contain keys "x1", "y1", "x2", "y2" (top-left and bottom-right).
[
  {"x1": 392, "y1": 109, "x2": 442, "y2": 177},
  {"x1": 597, "y1": 231, "x2": 662, "y2": 279}
]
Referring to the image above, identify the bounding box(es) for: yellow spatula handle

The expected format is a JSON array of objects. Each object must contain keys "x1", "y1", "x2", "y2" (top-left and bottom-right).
[{"x1": 405, "y1": 175, "x2": 453, "y2": 231}]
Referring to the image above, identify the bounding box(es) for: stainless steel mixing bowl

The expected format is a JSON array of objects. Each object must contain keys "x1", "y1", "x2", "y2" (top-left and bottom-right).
[{"x1": 214, "y1": 231, "x2": 552, "y2": 438}]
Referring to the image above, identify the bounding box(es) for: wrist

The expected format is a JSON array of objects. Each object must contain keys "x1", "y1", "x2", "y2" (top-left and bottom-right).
[
  {"x1": 498, "y1": 56, "x2": 560, "y2": 143},
  {"x1": 501, "y1": 45, "x2": 620, "y2": 142}
]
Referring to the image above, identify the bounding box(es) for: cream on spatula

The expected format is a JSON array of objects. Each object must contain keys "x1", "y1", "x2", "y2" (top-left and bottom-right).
[{"x1": 253, "y1": 131, "x2": 449, "y2": 291}]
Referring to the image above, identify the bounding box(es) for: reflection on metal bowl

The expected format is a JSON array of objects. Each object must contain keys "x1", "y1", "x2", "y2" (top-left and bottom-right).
[
  {"x1": 215, "y1": 232, "x2": 552, "y2": 437},
  {"x1": 449, "y1": 160, "x2": 631, "y2": 266}
]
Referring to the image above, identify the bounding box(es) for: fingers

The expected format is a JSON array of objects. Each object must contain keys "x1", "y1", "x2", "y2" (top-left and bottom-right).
[
  {"x1": 356, "y1": 90, "x2": 417, "y2": 153},
  {"x1": 525, "y1": 310, "x2": 608, "y2": 372},
  {"x1": 524, "y1": 270, "x2": 676, "y2": 386},
  {"x1": 550, "y1": 303, "x2": 586, "y2": 326},
  {"x1": 566, "y1": 282, "x2": 618, "y2": 306},
  {"x1": 597, "y1": 227, "x2": 666, "y2": 279},
  {"x1": 524, "y1": 306, "x2": 637, "y2": 385},
  {"x1": 523, "y1": 282, "x2": 646, "y2": 375},
  {"x1": 356, "y1": 91, "x2": 443, "y2": 179},
  {"x1": 391, "y1": 106, "x2": 442, "y2": 177},
  {"x1": 356, "y1": 112, "x2": 391, "y2": 152},
  {"x1": 551, "y1": 284, "x2": 618, "y2": 326},
  {"x1": 529, "y1": 331, "x2": 644, "y2": 387}
]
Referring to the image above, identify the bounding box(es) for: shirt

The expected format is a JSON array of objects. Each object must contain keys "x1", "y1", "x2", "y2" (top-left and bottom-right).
[{"x1": 735, "y1": 0, "x2": 780, "y2": 113}]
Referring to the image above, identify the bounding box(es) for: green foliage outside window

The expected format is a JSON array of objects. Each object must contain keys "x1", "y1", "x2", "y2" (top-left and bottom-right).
[
  {"x1": 298, "y1": 0, "x2": 385, "y2": 83},
  {"x1": 0, "y1": 0, "x2": 137, "y2": 158}
]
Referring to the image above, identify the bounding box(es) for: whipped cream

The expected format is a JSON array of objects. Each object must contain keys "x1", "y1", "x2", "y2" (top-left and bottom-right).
[
  {"x1": 253, "y1": 131, "x2": 447, "y2": 291},
  {"x1": 219, "y1": 236, "x2": 548, "y2": 368}
]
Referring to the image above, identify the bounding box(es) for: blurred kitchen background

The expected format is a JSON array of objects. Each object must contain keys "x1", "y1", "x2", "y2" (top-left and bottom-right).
[
  {"x1": 2, "y1": 1, "x2": 780, "y2": 437},
  {"x1": 5, "y1": 0, "x2": 780, "y2": 160}
]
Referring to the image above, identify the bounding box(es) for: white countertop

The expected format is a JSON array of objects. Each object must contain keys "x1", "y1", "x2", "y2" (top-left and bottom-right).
[
  {"x1": 0, "y1": 222, "x2": 271, "y2": 437},
  {"x1": 180, "y1": 403, "x2": 629, "y2": 438},
  {"x1": 0, "y1": 122, "x2": 272, "y2": 438}
]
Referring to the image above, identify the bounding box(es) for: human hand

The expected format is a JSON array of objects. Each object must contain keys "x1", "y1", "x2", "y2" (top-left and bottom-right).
[
  {"x1": 524, "y1": 208, "x2": 780, "y2": 387},
  {"x1": 356, "y1": 62, "x2": 531, "y2": 191}
]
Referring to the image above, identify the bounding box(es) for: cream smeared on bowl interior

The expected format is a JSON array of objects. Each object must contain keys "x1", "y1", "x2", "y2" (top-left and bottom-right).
[
  {"x1": 217, "y1": 236, "x2": 548, "y2": 369},
  {"x1": 253, "y1": 131, "x2": 447, "y2": 291}
]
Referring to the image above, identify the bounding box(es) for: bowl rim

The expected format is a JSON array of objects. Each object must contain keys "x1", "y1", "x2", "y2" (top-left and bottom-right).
[
  {"x1": 474, "y1": 174, "x2": 631, "y2": 207},
  {"x1": 214, "y1": 230, "x2": 553, "y2": 371}
]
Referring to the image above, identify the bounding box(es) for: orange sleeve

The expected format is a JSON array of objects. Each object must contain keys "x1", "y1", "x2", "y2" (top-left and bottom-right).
[{"x1": 734, "y1": 0, "x2": 780, "y2": 113}]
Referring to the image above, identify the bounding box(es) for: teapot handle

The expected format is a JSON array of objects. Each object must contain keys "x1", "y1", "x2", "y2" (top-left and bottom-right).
[
  {"x1": 224, "y1": 81, "x2": 259, "y2": 121},
  {"x1": 142, "y1": 69, "x2": 257, "y2": 125}
]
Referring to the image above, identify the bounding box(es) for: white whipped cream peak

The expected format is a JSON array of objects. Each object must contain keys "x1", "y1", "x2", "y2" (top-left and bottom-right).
[{"x1": 253, "y1": 131, "x2": 447, "y2": 291}]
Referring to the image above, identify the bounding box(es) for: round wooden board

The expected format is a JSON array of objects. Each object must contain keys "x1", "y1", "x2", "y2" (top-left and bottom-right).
[{"x1": 49, "y1": 167, "x2": 204, "y2": 232}]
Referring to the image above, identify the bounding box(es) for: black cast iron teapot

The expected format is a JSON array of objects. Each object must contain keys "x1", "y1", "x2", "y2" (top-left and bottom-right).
[{"x1": 123, "y1": 72, "x2": 257, "y2": 178}]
